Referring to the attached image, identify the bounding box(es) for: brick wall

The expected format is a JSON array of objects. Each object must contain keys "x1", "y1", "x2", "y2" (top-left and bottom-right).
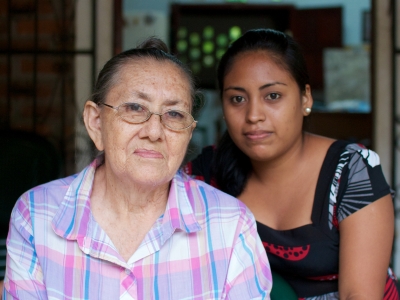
[{"x1": 0, "y1": 0, "x2": 77, "y2": 176}]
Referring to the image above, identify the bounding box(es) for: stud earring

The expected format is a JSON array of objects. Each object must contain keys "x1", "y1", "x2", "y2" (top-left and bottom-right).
[{"x1": 305, "y1": 107, "x2": 312, "y2": 115}]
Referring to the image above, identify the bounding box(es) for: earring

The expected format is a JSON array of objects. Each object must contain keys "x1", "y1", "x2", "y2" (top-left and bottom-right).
[{"x1": 305, "y1": 107, "x2": 311, "y2": 115}]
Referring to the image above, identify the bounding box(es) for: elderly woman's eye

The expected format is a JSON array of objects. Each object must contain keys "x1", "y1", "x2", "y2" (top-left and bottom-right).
[
  {"x1": 266, "y1": 93, "x2": 280, "y2": 100},
  {"x1": 124, "y1": 103, "x2": 145, "y2": 112},
  {"x1": 166, "y1": 110, "x2": 185, "y2": 119}
]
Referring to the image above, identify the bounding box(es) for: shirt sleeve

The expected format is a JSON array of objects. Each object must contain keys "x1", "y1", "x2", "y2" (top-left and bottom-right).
[
  {"x1": 223, "y1": 209, "x2": 272, "y2": 299},
  {"x1": 3, "y1": 194, "x2": 47, "y2": 299},
  {"x1": 336, "y1": 145, "x2": 392, "y2": 223}
]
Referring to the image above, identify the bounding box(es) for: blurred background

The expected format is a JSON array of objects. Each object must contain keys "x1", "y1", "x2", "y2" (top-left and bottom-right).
[{"x1": 0, "y1": 0, "x2": 399, "y2": 281}]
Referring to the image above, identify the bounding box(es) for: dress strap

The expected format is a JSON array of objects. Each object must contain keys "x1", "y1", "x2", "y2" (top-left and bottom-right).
[{"x1": 311, "y1": 140, "x2": 349, "y2": 227}]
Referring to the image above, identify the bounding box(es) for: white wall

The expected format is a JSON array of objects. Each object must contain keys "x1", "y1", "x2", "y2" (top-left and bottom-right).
[{"x1": 123, "y1": 11, "x2": 169, "y2": 50}]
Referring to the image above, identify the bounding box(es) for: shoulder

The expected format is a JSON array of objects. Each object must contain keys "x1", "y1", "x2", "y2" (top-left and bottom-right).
[
  {"x1": 344, "y1": 143, "x2": 381, "y2": 167},
  {"x1": 12, "y1": 174, "x2": 78, "y2": 221},
  {"x1": 333, "y1": 143, "x2": 391, "y2": 223},
  {"x1": 334, "y1": 142, "x2": 385, "y2": 177},
  {"x1": 310, "y1": 138, "x2": 378, "y2": 170},
  {"x1": 20, "y1": 174, "x2": 76, "y2": 201},
  {"x1": 341, "y1": 143, "x2": 390, "y2": 195},
  {"x1": 332, "y1": 141, "x2": 388, "y2": 191}
]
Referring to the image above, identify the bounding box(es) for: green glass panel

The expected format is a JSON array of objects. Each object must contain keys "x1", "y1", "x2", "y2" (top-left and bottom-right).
[
  {"x1": 177, "y1": 27, "x2": 188, "y2": 39},
  {"x1": 202, "y1": 41, "x2": 214, "y2": 54},
  {"x1": 229, "y1": 26, "x2": 242, "y2": 41},
  {"x1": 189, "y1": 32, "x2": 201, "y2": 46},
  {"x1": 191, "y1": 61, "x2": 201, "y2": 74},
  {"x1": 216, "y1": 48, "x2": 226, "y2": 60},
  {"x1": 216, "y1": 34, "x2": 228, "y2": 47},
  {"x1": 189, "y1": 48, "x2": 201, "y2": 60},
  {"x1": 203, "y1": 55, "x2": 214, "y2": 67},
  {"x1": 177, "y1": 40, "x2": 188, "y2": 53},
  {"x1": 203, "y1": 26, "x2": 214, "y2": 39}
]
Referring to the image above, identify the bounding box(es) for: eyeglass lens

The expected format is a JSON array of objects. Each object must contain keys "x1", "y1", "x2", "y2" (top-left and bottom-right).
[{"x1": 118, "y1": 103, "x2": 193, "y2": 129}]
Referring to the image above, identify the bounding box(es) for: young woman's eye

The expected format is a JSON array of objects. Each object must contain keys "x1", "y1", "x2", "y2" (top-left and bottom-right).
[
  {"x1": 231, "y1": 96, "x2": 245, "y2": 104},
  {"x1": 266, "y1": 93, "x2": 280, "y2": 101}
]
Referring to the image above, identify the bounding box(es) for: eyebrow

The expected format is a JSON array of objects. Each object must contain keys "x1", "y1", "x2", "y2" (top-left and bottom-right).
[
  {"x1": 259, "y1": 82, "x2": 287, "y2": 90},
  {"x1": 131, "y1": 91, "x2": 150, "y2": 101},
  {"x1": 224, "y1": 81, "x2": 287, "y2": 92}
]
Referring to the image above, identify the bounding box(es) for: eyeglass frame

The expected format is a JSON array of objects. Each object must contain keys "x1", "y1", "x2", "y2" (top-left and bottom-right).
[{"x1": 99, "y1": 102, "x2": 197, "y2": 131}]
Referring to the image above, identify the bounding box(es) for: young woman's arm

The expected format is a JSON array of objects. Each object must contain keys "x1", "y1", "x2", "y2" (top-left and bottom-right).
[{"x1": 339, "y1": 194, "x2": 394, "y2": 299}]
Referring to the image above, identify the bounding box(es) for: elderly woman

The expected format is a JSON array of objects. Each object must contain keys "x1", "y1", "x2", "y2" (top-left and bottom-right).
[{"x1": 2, "y1": 38, "x2": 272, "y2": 299}]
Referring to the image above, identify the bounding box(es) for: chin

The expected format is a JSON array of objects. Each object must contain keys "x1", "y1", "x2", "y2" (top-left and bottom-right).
[{"x1": 244, "y1": 146, "x2": 273, "y2": 160}]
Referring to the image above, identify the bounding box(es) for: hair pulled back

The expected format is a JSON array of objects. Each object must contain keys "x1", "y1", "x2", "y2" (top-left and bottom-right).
[
  {"x1": 214, "y1": 29, "x2": 310, "y2": 196},
  {"x1": 90, "y1": 37, "x2": 198, "y2": 112}
]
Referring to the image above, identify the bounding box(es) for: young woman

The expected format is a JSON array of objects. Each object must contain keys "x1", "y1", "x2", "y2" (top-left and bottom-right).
[{"x1": 185, "y1": 29, "x2": 399, "y2": 299}]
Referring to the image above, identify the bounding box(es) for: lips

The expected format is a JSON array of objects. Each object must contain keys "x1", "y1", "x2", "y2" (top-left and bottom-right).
[
  {"x1": 134, "y1": 149, "x2": 163, "y2": 158},
  {"x1": 244, "y1": 130, "x2": 272, "y2": 140}
]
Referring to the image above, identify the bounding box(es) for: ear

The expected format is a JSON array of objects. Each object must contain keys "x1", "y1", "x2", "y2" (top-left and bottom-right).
[
  {"x1": 83, "y1": 101, "x2": 104, "y2": 151},
  {"x1": 302, "y1": 84, "x2": 313, "y2": 116}
]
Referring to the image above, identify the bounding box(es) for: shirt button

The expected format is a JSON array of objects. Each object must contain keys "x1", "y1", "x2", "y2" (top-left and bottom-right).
[{"x1": 125, "y1": 268, "x2": 130, "y2": 275}]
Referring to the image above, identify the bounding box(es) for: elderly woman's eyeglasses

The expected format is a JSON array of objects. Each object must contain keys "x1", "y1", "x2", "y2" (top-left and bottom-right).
[{"x1": 101, "y1": 102, "x2": 197, "y2": 130}]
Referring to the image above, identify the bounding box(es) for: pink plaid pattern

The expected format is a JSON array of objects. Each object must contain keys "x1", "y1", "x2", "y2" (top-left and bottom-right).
[{"x1": 3, "y1": 157, "x2": 271, "y2": 299}]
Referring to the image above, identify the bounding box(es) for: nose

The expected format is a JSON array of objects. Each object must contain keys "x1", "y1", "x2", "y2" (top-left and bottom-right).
[
  {"x1": 246, "y1": 99, "x2": 266, "y2": 123},
  {"x1": 138, "y1": 113, "x2": 164, "y2": 141}
]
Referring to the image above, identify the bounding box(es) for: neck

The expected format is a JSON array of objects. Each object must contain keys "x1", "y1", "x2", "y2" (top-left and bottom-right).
[{"x1": 91, "y1": 164, "x2": 170, "y2": 218}]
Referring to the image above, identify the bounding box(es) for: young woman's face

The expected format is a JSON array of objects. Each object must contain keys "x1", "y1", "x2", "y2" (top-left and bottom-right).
[{"x1": 222, "y1": 50, "x2": 312, "y2": 163}]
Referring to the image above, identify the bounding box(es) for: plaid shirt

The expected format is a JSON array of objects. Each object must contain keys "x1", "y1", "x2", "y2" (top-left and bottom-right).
[{"x1": 3, "y1": 157, "x2": 272, "y2": 299}]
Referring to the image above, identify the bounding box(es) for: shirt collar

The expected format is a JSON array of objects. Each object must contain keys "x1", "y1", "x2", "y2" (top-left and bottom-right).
[
  {"x1": 160, "y1": 170, "x2": 202, "y2": 240},
  {"x1": 51, "y1": 157, "x2": 202, "y2": 243},
  {"x1": 51, "y1": 155, "x2": 101, "y2": 242}
]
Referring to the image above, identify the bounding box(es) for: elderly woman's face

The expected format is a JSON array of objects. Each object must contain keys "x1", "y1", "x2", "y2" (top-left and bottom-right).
[{"x1": 90, "y1": 59, "x2": 195, "y2": 187}]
